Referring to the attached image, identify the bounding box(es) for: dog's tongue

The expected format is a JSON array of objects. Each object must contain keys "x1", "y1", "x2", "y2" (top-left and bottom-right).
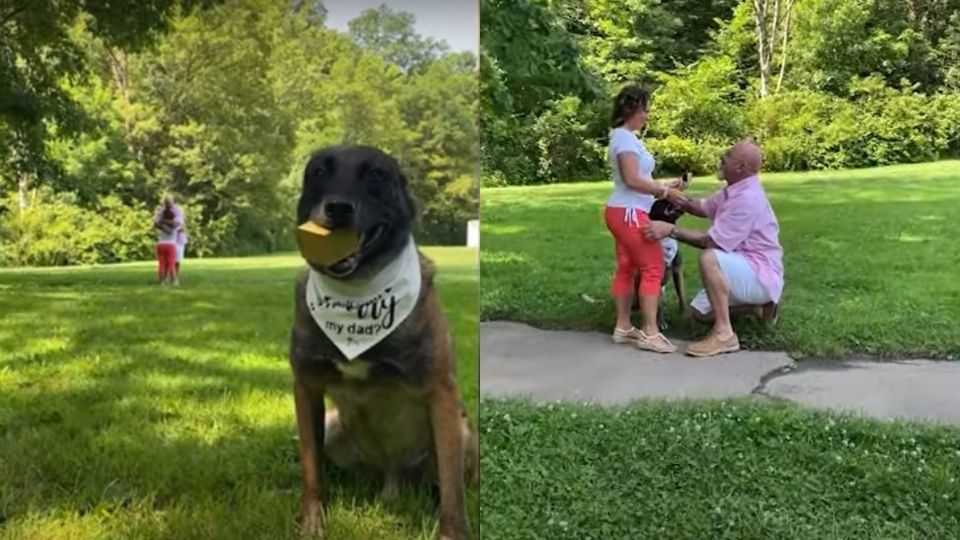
[{"x1": 296, "y1": 222, "x2": 361, "y2": 267}]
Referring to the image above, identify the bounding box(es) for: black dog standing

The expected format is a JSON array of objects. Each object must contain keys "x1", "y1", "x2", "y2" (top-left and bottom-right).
[
  {"x1": 632, "y1": 172, "x2": 690, "y2": 330},
  {"x1": 288, "y1": 146, "x2": 477, "y2": 540}
]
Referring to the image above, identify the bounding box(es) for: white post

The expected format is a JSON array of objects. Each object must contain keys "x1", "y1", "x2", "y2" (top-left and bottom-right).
[{"x1": 466, "y1": 219, "x2": 479, "y2": 247}]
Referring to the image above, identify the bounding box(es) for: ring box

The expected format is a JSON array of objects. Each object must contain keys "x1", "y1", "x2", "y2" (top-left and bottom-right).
[{"x1": 296, "y1": 222, "x2": 360, "y2": 266}]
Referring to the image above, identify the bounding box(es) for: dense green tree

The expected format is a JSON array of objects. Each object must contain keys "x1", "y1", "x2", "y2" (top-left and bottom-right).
[
  {"x1": 1, "y1": 0, "x2": 479, "y2": 266},
  {"x1": 0, "y1": 0, "x2": 218, "y2": 188},
  {"x1": 348, "y1": 5, "x2": 448, "y2": 73},
  {"x1": 481, "y1": 0, "x2": 600, "y2": 117},
  {"x1": 398, "y1": 52, "x2": 480, "y2": 242},
  {"x1": 481, "y1": 0, "x2": 960, "y2": 185}
]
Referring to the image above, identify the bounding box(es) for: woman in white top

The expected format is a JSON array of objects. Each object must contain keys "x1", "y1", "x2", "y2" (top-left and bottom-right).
[{"x1": 604, "y1": 85, "x2": 686, "y2": 353}]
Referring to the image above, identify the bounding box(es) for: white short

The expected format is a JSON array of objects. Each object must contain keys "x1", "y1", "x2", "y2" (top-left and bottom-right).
[
  {"x1": 176, "y1": 243, "x2": 186, "y2": 263},
  {"x1": 691, "y1": 250, "x2": 772, "y2": 315}
]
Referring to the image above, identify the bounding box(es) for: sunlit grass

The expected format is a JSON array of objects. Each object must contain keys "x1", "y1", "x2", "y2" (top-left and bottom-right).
[{"x1": 0, "y1": 248, "x2": 479, "y2": 539}]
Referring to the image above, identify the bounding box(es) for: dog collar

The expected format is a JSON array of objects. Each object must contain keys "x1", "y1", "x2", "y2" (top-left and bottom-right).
[{"x1": 305, "y1": 236, "x2": 421, "y2": 361}]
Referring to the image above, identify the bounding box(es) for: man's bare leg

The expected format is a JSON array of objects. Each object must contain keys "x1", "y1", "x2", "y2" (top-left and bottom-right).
[{"x1": 699, "y1": 249, "x2": 735, "y2": 340}]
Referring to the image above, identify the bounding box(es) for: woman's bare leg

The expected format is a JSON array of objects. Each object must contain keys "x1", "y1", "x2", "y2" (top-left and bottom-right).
[
  {"x1": 615, "y1": 294, "x2": 633, "y2": 331},
  {"x1": 639, "y1": 294, "x2": 660, "y2": 336}
]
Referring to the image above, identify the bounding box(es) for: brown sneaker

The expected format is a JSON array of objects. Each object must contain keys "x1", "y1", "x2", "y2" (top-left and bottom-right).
[{"x1": 686, "y1": 333, "x2": 740, "y2": 357}]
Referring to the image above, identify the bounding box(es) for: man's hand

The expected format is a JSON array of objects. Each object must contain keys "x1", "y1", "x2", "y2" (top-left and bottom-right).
[
  {"x1": 664, "y1": 187, "x2": 688, "y2": 206},
  {"x1": 643, "y1": 220, "x2": 675, "y2": 241}
]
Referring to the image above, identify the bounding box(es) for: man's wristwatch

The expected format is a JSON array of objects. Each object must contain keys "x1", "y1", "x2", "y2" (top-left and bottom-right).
[{"x1": 669, "y1": 226, "x2": 679, "y2": 239}]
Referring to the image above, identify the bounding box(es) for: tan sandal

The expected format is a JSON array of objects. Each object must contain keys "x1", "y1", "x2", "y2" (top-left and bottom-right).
[
  {"x1": 635, "y1": 330, "x2": 677, "y2": 353},
  {"x1": 612, "y1": 326, "x2": 643, "y2": 344}
]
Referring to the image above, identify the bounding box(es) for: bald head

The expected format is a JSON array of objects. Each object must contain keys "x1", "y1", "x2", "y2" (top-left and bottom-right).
[{"x1": 718, "y1": 139, "x2": 762, "y2": 184}]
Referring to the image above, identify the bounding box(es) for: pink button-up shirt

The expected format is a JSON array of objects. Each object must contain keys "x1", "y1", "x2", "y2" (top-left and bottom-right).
[{"x1": 702, "y1": 175, "x2": 784, "y2": 303}]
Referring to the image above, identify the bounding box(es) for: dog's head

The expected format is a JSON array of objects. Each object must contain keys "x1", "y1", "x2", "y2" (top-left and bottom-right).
[{"x1": 296, "y1": 145, "x2": 417, "y2": 279}]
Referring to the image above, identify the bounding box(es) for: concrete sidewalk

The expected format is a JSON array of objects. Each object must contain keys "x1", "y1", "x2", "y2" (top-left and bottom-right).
[{"x1": 480, "y1": 321, "x2": 960, "y2": 425}]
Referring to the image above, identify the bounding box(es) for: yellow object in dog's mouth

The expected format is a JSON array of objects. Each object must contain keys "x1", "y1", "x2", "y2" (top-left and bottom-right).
[{"x1": 296, "y1": 221, "x2": 361, "y2": 267}]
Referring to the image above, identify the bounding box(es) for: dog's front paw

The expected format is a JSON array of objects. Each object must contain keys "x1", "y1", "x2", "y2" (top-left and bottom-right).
[
  {"x1": 300, "y1": 499, "x2": 326, "y2": 538},
  {"x1": 657, "y1": 311, "x2": 669, "y2": 331}
]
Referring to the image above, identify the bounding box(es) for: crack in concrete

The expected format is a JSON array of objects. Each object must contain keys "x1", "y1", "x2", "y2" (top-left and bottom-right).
[{"x1": 749, "y1": 363, "x2": 796, "y2": 398}]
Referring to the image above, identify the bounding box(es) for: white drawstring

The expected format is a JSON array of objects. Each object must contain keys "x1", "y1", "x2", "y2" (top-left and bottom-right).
[{"x1": 623, "y1": 207, "x2": 640, "y2": 228}]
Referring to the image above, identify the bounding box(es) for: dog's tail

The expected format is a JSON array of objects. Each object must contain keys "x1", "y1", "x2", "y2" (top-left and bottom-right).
[{"x1": 673, "y1": 250, "x2": 685, "y2": 312}]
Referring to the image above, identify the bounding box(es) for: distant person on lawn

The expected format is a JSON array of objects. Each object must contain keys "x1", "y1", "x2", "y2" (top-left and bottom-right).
[
  {"x1": 155, "y1": 201, "x2": 179, "y2": 285},
  {"x1": 643, "y1": 139, "x2": 784, "y2": 358},
  {"x1": 154, "y1": 196, "x2": 188, "y2": 279}
]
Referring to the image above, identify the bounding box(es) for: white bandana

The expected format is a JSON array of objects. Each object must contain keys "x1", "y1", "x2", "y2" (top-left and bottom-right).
[{"x1": 305, "y1": 236, "x2": 422, "y2": 361}]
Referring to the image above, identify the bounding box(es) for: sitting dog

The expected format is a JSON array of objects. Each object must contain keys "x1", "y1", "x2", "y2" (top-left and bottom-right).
[
  {"x1": 288, "y1": 145, "x2": 477, "y2": 540},
  {"x1": 632, "y1": 172, "x2": 691, "y2": 330}
]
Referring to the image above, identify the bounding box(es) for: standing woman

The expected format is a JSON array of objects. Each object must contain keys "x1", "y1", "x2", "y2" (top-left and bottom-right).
[
  {"x1": 605, "y1": 85, "x2": 686, "y2": 353},
  {"x1": 154, "y1": 196, "x2": 187, "y2": 281}
]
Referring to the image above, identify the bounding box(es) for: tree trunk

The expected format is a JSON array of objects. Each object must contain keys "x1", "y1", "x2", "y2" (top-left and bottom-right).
[
  {"x1": 754, "y1": 0, "x2": 797, "y2": 98},
  {"x1": 108, "y1": 47, "x2": 138, "y2": 155},
  {"x1": 109, "y1": 48, "x2": 130, "y2": 106},
  {"x1": 18, "y1": 175, "x2": 28, "y2": 212},
  {"x1": 753, "y1": 0, "x2": 771, "y2": 97},
  {"x1": 776, "y1": 0, "x2": 795, "y2": 93}
]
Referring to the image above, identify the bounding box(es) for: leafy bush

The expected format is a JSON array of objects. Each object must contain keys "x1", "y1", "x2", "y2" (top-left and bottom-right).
[
  {"x1": 417, "y1": 173, "x2": 478, "y2": 245},
  {"x1": 746, "y1": 80, "x2": 960, "y2": 171},
  {"x1": 481, "y1": 115, "x2": 539, "y2": 186},
  {"x1": 0, "y1": 190, "x2": 154, "y2": 267},
  {"x1": 932, "y1": 92, "x2": 960, "y2": 156},
  {"x1": 531, "y1": 96, "x2": 604, "y2": 183},
  {"x1": 648, "y1": 56, "x2": 747, "y2": 142},
  {"x1": 645, "y1": 135, "x2": 726, "y2": 176}
]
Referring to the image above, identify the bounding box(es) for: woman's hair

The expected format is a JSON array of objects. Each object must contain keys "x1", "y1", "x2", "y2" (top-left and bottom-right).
[
  {"x1": 161, "y1": 200, "x2": 176, "y2": 222},
  {"x1": 610, "y1": 85, "x2": 649, "y2": 128}
]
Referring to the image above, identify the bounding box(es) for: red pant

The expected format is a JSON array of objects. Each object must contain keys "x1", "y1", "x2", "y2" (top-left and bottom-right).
[
  {"x1": 604, "y1": 206, "x2": 663, "y2": 297},
  {"x1": 156, "y1": 243, "x2": 177, "y2": 279}
]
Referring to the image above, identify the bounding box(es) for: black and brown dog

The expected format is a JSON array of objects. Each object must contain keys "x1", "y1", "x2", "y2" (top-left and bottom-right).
[
  {"x1": 288, "y1": 146, "x2": 477, "y2": 540},
  {"x1": 632, "y1": 172, "x2": 691, "y2": 330}
]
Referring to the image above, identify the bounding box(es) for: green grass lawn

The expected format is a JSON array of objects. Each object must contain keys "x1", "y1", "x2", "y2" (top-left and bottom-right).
[
  {"x1": 0, "y1": 248, "x2": 478, "y2": 540},
  {"x1": 481, "y1": 161, "x2": 960, "y2": 359},
  {"x1": 481, "y1": 398, "x2": 960, "y2": 540}
]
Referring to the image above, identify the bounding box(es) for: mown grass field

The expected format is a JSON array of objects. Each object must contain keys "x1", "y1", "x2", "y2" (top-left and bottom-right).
[
  {"x1": 480, "y1": 398, "x2": 960, "y2": 540},
  {"x1": 0, "y1": 248, "x2": 478, "y2": 539},
  {"x1": 481, "y1": 161, "x2": 960, "y2": 359}
]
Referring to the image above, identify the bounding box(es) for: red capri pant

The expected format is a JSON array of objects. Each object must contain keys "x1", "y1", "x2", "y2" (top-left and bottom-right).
[
  {"x1": 604, "y1": 206, "x2": 664, "y2": 297},
  {"x1": 156, "y1": 242, "x2": 177, "y2": 279}
]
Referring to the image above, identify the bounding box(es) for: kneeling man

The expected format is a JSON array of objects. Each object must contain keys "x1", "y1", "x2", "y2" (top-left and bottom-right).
[{"x1": 644, "y1": 139, "x2": 784, "y2": 357}]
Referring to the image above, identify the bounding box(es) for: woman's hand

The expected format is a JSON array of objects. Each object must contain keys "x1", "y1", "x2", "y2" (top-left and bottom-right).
[
  {"x1": 664, "y1": 187, "x2": 688, "y2": 206},
  {"x1": 664, "y1": 177, "x2": 684, "y2": 189}
]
